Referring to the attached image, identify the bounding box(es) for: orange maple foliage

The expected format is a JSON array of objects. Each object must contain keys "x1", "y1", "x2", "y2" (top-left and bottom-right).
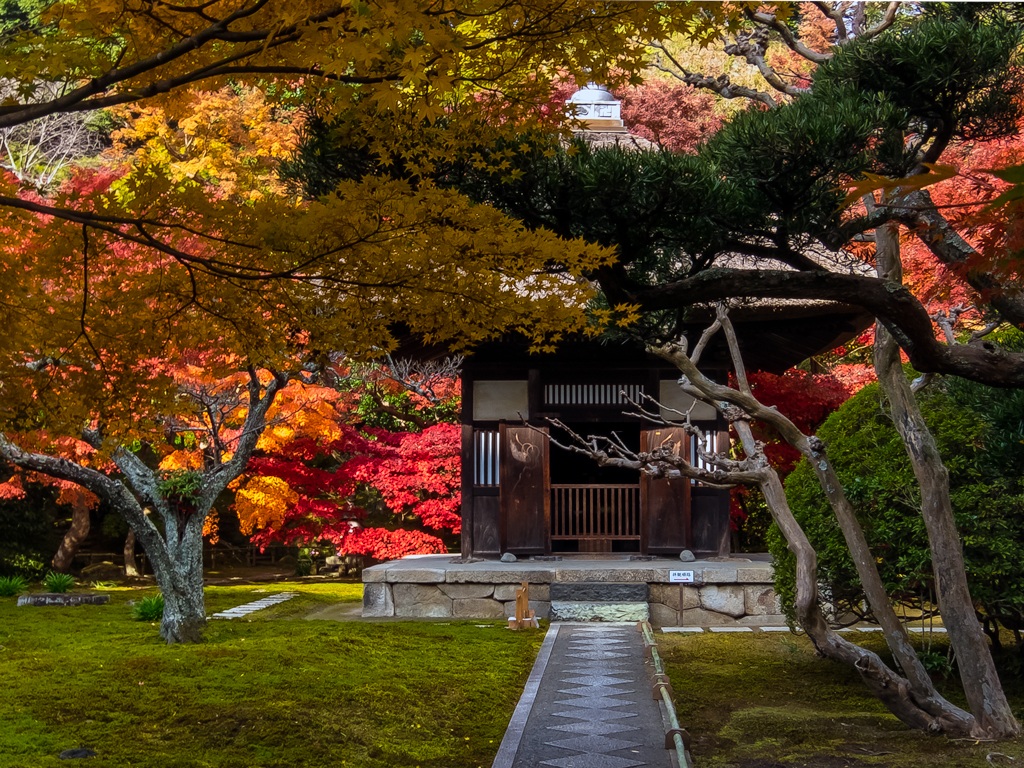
[
  {"x1": 110, "y1": 86, "x2": 304, "y2": 203},
  {"x1": 229, "y1": 370, "x2": 462, "y2": 561}
]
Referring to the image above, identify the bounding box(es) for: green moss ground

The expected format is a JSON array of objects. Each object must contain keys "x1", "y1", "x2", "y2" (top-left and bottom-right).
[
  {"x1": 10, "y1": 582, "x2": 1024, "y2": 768},
  {"x1": 660, "y1": 630, "x2": 1024, "y2": 768},
  {"x1": 0, "y1": 582, "x2": 542, "y2": 768}
]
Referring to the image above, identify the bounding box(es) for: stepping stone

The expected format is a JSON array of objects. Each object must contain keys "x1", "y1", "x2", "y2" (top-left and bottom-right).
[
  {"x1": 552, "y1": 694, "x2": 635, "y2": 709},
  {"x1": 560, "y1": 674, "x2": 633, "y2": 686},
  {"x1": 556, "y1": 685, "x2": 636, "y2": 698},
  {"x1": 547, "y1": 721, "x2": 640, "y2": 735},
  {"x1": 550, "y1": 707, "x2": 639, "y2": 722},
  {"x1": 211, "y1": 592, "x2": 298, "y2": 620}
]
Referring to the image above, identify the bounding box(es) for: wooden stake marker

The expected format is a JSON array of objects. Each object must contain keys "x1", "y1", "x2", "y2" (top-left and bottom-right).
[{"x1": 508, "y1": 581, "x2": 539, "y2": 630}]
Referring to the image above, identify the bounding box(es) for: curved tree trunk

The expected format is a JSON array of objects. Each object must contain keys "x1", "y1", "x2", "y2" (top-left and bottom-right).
[
  {"x1": 876, "y1": 325, "x2": 1019, "y2": 737},
  {"x1": 735, "y1": 421, "x2": 977, "y2": 735},
  {"x1": 874, "y1": 221, "x2": 1020, "y2": 739},
  {"x1": 652, "y1": 316, "x2": 979, "y2": 736},
  {"x1": 802, "y1": 449, "x2": 973, "y2": 724},
  {"x1": 51, "y1": 499, "x2": 90, "y2": 572}
]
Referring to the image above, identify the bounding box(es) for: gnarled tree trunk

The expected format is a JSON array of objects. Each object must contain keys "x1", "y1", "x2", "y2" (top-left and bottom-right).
[
  {"x1": 873, "y1": 223, "x2": 1020, "y2": 738},
  {"x1": 0, "y1": 368, "x2": 288, "y2": 644},
  {"x1": 649, "y1": 310, "x2": 981, "y2": 736},
  {"x1": 153, "y1": 514, "x2": 207, "y2": 643}
]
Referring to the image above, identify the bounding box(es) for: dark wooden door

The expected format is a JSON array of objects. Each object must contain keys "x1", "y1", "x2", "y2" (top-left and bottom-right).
[
  {"x1": 640, "y1": 427, "x2": 691, "y2": 554},
  {"x1": 499, "y1": 424, "x2": 550, "y2": 554}
]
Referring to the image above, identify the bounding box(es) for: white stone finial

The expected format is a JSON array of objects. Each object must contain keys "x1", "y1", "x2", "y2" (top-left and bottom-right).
[{"x1": 566, "y1": 82, "x2": 624, "y2": 131}]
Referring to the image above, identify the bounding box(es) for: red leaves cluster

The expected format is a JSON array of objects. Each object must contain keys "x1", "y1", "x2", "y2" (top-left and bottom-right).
[
  {"x1": 243, "y1": 418, "x2": 461, "y2": 562},
  {"x1": 619, "y1": 79, "x2": 722, "y2": 153},
  {"x1": 346, "y1": 425, "x2": 461, "y2": 532},
  {"x1": 342, "y1": 528, "x2": 447, "y2": 560},
  {"x1": 731, "y1": 366, "x2": 865, "y2": 531},
  {"x1": 895, "y1": 115, "x2": 1024, "y2": 316}
]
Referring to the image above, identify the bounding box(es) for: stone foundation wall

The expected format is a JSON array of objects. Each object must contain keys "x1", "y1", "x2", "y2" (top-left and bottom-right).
[{"x1": 362, "y1": 558, "x2": 785, "y2": 627}]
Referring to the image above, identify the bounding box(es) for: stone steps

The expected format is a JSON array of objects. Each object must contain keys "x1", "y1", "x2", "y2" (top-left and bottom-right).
[{"x1": 549, "y1": 582, "x2": 650, "y2": 622}]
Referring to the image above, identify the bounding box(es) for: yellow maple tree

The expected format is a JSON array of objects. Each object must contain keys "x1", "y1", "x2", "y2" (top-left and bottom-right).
[{"x1": 0, "y1": 1, "x2": 752, "y2": 642}]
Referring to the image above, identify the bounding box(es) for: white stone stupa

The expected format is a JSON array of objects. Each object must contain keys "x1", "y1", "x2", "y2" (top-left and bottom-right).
[{"x1": 566, "y1": 82, "x2": 656, "y2": 150}]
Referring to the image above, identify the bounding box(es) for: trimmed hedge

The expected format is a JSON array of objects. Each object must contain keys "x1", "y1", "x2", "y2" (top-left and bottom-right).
[{"x1": 772, "y1": 362, "x2": 1024, "y2": 645}]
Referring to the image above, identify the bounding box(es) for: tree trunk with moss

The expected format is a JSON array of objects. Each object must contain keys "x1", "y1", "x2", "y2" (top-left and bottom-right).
[{"x1": 0, "y1": 369, "x2": 287, "y2": 643}]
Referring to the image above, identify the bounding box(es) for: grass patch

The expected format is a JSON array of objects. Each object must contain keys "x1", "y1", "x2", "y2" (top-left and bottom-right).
[
  {"x1": 0, "y1": 581, "x2": 541, "y2": 768},
  {"x1": 0, "y1": 575, "x2": 28, "y2": 597},
  {"x1": 660, "y1": 631, "x2": 1024, "y2": 767}
]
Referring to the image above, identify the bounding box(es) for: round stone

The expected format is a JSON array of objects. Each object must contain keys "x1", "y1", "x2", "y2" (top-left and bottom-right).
[{"x1": 500, "y1": 552, "x2": 517, "y2": 563}]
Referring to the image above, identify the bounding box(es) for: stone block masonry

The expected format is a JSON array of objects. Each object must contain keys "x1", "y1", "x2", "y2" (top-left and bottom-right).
[{"x1": 361, "y1": 554, "x2": 785, "y2": 627}]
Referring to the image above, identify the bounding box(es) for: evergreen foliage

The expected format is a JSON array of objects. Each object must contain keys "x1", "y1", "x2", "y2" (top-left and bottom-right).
[
  {"x1": 774, "y1": 337, "x2": 1024, "y2": 645},
  {"x1": 42, "y1": 570, "x2": 74, "y2": 593},
  {"x1": 131, "y1": 594, "x2": 165, "y2": 622},
  {"x1": 0, "y1": 574, "x2": 28, "y2": 596}
]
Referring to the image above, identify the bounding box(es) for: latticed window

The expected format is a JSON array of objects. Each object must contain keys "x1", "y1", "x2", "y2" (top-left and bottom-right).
[
  {"x1": 543, "y1": 383, "x2": 644, "y2": 406},
  {"x1": 473, "y1": 429, "x2": 500, "y2": 486}
]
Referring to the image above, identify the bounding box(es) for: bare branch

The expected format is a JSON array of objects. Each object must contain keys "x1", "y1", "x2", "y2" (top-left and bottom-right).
[
  {"x1": 383, "y1": 354, "x2": 464, "y2": 405},
  {"x1": 858, "y1": 2, "x2": 902, "y2": 42},
  {"x1": 813, "y1": 2, "x2": 849, "y2": 43},
  {"x1": 744, "y1": 8, "x2": 832, "y2": 63},
  {"x1": 648, "y1": 40, "x2": 778, "y2": 108},
  {"x1": 543, "y1": 416, "x2": 754, "y2": 487},
  {"x1": 724, "y1": 28, "x2": 811, "y2": 99}
]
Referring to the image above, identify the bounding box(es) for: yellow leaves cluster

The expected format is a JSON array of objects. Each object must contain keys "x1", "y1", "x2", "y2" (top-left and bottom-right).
[
  {"x1": 843, "y1": 164, "x2": 960, "y2": 207},
  {"x1": 0, "y1": 0, "x2": 753, "y2": 451},
  {"x1": 234, "y1": 475, "x2": 298, "y2": 535},
  {"x1": 110, "y1": 87, "x2": 303, "y2": 202},
  {"x1": 2, "y1": 1, "x2": 746, "y2": 159},
  {"x1": 159, "y1": 450, "x2": 204, "y2": 473},
  {"x1": 254, "y1": 177, "x2": 618, "y2": 357}
]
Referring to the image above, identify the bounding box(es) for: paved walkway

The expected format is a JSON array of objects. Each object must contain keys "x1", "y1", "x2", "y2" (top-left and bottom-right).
[{"x1": 493, "y1": 623, "x2": 676, "y2": 768}]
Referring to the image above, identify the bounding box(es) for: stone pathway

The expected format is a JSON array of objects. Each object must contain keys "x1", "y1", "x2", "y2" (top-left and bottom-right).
[
  {"x1": 210, "y1": 592, "x2": 297, "y2": 620},
  {"x1": 492, "y1": 623, "x2": 676, "y2": 768}
]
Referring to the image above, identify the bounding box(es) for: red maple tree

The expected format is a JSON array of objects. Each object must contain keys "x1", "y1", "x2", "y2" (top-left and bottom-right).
[{"x1": 234, "y1": 370, "x2": 462, "y2": 562}]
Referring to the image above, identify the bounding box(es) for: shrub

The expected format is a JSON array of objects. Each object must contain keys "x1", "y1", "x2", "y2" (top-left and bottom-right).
[
  {"x1": 132, "y1": 594, "x2": 165, "y2": 622},
  {"x1": 43, "y1": 571, "x2": 75, "y2": 593},
  {"x1": 773, "y1": 363, "x2": 1024, "y2": 647},
  {"x1": 0, "y1": 485, "x2": 61, "y2": 579},
  {"x1": 0, "y1": 575, "x2": 28, "y2": 597},
  {"x1": 1, "y1": 553, "x2": 47, "y2": 581},
  {"x1": 295, "y1": 554, "x2": 314, "y2": 577}
]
